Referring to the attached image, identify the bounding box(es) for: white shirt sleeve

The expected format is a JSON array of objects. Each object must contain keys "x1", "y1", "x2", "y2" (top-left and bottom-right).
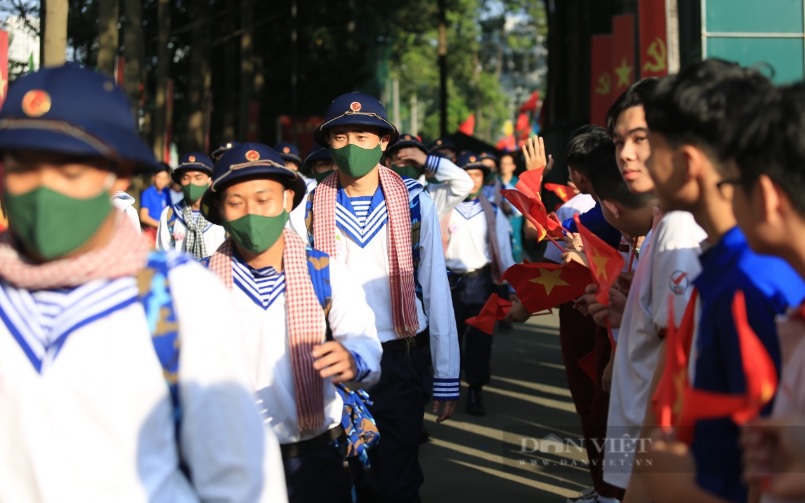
[
  {"x1": 123, "y1": 207, "x2": 141, "y2": 234},
  {"x1": 327, "y1": 260, "x2": 383, "y2": 386},
  {"x1": 168, "y1": 260, "x2": 287, "y2": 503},
  {"x1": 155, "y1": 207, "x2": 172, "y2": 252},
  {"x1": 649, "y1": 212, "x2": 705, "y2": 335},
  {"x1": 416, "y1": 193, "x2": 461, "y2": 400},
  {"x1": 495, "y1": 207, "x2": 516, "y2": 274},
  {"x1": 425, "y1": 155, "x2": 474, "y2": 219}
]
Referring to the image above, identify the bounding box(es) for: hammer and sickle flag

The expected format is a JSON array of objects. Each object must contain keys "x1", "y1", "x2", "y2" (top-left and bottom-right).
[
  {"x1": 590, "y1": 34, "x2": 614, "y2": 126},
  {"x1": 638, "y1": 0, "x2": 669, "y2": 77}
]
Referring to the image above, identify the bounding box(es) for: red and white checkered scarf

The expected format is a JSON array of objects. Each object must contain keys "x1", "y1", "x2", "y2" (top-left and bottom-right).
[
  {"x1": 209, "y1": 229, "x2": 326, "y2": 432},
  {"x1": 0, "y1": 215, "x2": 151, "y2": 290},
  {"x1": 312, "y1": 166, "x2": 418, "y2": 338}
]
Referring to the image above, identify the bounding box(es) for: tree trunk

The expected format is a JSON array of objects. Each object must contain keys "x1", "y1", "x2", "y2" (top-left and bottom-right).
[
  {"x1": 152, "y1": 0, "x2": 171, "y2": 161},
  {"x1": 42, "y1": 0, "x2": 68, "y2": 67},
  {"x1": 183, "y1": 0, "x2": 211, "y2": 152},
  {"x1": 123, "y1": 0, "x2": 144, "y2": 118},
  {"x1": 97, "y1": 0, "x2": 119, "y2": 76}
]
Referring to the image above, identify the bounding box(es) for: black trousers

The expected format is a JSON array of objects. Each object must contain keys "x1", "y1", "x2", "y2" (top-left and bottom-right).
[
  {"x1": 282, "y1": 443, "x2": 353, "y2": 503},
  {"x1": 351, "y1": 340, "x2": 430, "y2": 503},
  {"x1": 451, "y1": 268, "x2": 495, "y2": 388}
]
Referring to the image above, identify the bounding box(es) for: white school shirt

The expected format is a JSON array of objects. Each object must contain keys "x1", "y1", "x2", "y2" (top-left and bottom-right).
[
  {"x1": 422, "y1": 155, "x2": 474, "y2": 219},
  {"x1": 288, "y1": 176, "x2": 317, "y2": 241},
  {"x1": 306, "y1": 180, "x2": 461, "y2": 400},
  {"x1": 155, "y1": 201, "x2": 227, "y2": 258},
  {"x1": 0, "y1": 255, "x2": 287, "y2": 503},
  {"x1": 603, "y1": 211, "x2": 705, "y2": 489},
  {"x1": 444, "y1": 200, "x2": 516, "y2": 275},
  {"x1": 544, "y1": 193, "x2": 597, "y2": 264},
  {"x1": 228, "y1": 255, "x2": 382, "y2": 444}
]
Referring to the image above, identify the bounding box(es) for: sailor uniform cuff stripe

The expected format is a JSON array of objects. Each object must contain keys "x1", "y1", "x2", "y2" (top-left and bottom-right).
[
  {"x1": 425, "y1": 155, "x2": 439, "y2": 174},
  {"x1": 351, "y1": 351, "x2": 371, "y2": 382}
]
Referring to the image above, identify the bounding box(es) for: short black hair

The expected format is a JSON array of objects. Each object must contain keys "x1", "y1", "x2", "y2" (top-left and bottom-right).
[
  {"x1": 730, "y1": 83, "x2": 805, "y2": 215},
  {"x1": 566, "y1": 124, "x2": 610, "y2": 176},
  {"x1": 606, "y1": 78, "x2": 659, "y2": 136},
  {"x1": 587, "y1": 139, "x2": 654, "y2": 209},
  {"x1": 645, "y1": 59, "x2": 772, "y2": 170}
]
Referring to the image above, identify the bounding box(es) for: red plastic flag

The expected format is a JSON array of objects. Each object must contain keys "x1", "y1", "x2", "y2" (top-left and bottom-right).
[
  {"x1": 653, "y1": 292, "x2": 698, "y2": 440},
  {"x1": 520, "y1": 90, "x2": 540, "y2": 113},
  {"x1": 465, "y1": 293, "x2": 512, "y2": 335},
  {"x1": 573, "y1": 214, "x2": 624, "y2": 305},
  {"x1": 458, "y1": 113, "x2": 475, "y2": 136},
  {"x1": 501, "y1": 189, "x2": 563, "y2": 243},
  {"x1": 544, "y1": 183, "x2": 577, "y2": 203},
  {"x1": 502, "y1": 261, "x2": 592, "y2": 314},
  {"x1": 680, "y1": 290, "x2": 778, "y2": 428},
  {"x1": 515, "y1": 167, "x2": 545, "y2": 200}
]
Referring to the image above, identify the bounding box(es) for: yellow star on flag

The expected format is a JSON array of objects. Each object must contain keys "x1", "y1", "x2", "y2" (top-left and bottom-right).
[
  {"x1": 528, "y1": 268, "x2": 569, "y2": 296},
  {"x1": 615, "y1": 57, "x2": 633, "y2": 89},
  {"x1": 672, "y1": 370, "x2": 687, "y2": 417},
  {"x1": 588, "y1": 248, "x2": 610, "y2": 280},
  {"x1": 0, "y1": 69, "x2": 7, "y2": 100}
]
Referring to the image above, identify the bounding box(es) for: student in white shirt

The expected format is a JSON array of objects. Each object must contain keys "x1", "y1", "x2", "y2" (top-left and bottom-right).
[
  {"x1": 584, "y1": 79, "x2": 705, "y2": 498},
  {"x1": 307, "y1": 92, "x2": 460, "y2": 503},
  {"x1": 442, "y1": 152, "x2": 516, "y2": 415},
  {"x1": 201, "y1": 142, "x2": 382, "y2": 503},
  {"x1": 156, "y1": 152, "x2": 226, "y2": 260},
  {"x1": 0, "y1": 63, "x2": 285, "y2": 503}
]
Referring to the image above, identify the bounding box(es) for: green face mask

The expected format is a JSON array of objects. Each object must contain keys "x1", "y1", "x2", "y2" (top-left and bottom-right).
[
  {"x1": 224, "y1": 211, "x2": 289, "y2": 255},
  {"x1": 330, "y1": 144, "x2": 383, "y2": 179},
  {"x1": 313, "y1": 169, "x2": 334, "y2": 183},
  {"x1": 391, "y1": 164, "x2": 422, "y2": 180},
  {"x1": 5, "y1": 185, "x2": 114, "y2": 261},
  {"x1": 182, "y1": 182, "x2": 208, "y2": 203}
]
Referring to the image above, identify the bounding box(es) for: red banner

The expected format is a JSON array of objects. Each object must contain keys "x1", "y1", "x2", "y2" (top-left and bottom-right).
[
  {"x1": 638, "y1": 0, "x2": 669, "y2": 77},
  {"x1": 612, "y1": 15, "x2": 636, "y2": 93},
  {"x1": 590, "y1": 34, "x2": 613, "y2": 126},
  {"x1": 0, "y1": 30, "x2": 8, "y2": 111}
]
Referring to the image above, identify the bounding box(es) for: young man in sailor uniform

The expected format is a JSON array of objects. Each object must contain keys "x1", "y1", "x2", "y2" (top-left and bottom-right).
[
  {"x1": 276, "y1": 142, "x2": 318, "y2": 244},
  {"x1": 305, "y1": 147, "x2": 337, "y2": 183},
  {"x1": 156, "y1": 152, "x2": 226, "y2": 260},
  {"x1": 0, "y1": 64, "x2": 285, "y2": 503},
  {"x1": 443, "y1": 152, "x2": 516, "y2": 416},
  {"x1": 307, "y1": 92, "x2": 460, "y2": 503},
  {"x1": 201, "y1": 143, "x2": 381, "y2": 503},
  {"x1": 384, "y1": 132, "x2": 473, "y2": 218}
]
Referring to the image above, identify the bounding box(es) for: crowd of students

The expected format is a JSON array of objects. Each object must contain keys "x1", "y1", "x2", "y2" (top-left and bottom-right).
[{"x1": 1, "y1": 58, "x2": 804, "y2": 503}]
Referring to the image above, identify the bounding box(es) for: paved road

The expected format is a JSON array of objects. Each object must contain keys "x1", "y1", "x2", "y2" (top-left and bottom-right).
[{"x1": 420, "y1": 313, "x2": 591, "y2": 503}]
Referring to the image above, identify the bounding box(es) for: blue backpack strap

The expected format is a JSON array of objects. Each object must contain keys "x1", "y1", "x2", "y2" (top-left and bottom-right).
[
  {"x1": 136, "y1": 252, "x2": 187, "y2": 453},
  {"x1": 409, "y1": 192, "x2": 423, "y2": 303},
  {"x1": 166, "y1": 206, "x2": 177, "y2": 235}
]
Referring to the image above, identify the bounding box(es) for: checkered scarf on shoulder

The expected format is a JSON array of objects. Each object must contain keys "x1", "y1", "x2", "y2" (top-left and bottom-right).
[
  {"x1": 0, "y1": 214, "x2": 151, "y2": 290},
  {"x1": 208, "y1": 229, "x2": 327, "y2": 432},
  {"x1": 312, "y1": 166, "x2": 418, "y2": 338},
  {"x1": 181, "y1": 201, "x2": 209, "y2": 260}
]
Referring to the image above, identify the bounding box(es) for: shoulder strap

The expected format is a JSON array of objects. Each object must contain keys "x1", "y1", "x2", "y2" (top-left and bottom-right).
[
  {"x1": 304, "y1": 190, "x2": 316, "y2": 247},
  {"x1": 409, "y1": 192, "x2": 424, "y2": 303},
  {"x1": 136, "y1": 252, "x2": 183, "y2": 431}
]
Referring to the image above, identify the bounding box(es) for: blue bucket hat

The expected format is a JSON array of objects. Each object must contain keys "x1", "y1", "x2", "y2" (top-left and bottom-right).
[
  {"x1": 200, "y1": 142, "x2": 307, "y2": 225},
  {"x1": 0, "y1": 63, "x2": 159, "y2": 172},
  {"x1": 456, "y1": 152, "x2": 490, "y2": 178},
  {"x1": 386, "y1": 133, "x2": 427, "y2": 156},
  {"x1": 274, "y1": 142, "x2": 304, "y2": 167},
  {"x1": 428, "y1": 137, "x2": 456, "y2": 155},
  {"x1": 211, "y1": 141, "x2": 239, "y2": 161},
  {"x1": 172, "y1": 152, "x2": 214, "y2": 184},
  {"x1": 304, "y1": 147, "x2": 332, "y2": 168},
  {"x1": 314, "y1": 92, "x2": 399, "y2": 147}
]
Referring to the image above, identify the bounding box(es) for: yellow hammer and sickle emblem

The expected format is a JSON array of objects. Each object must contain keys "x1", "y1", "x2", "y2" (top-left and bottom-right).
[
  {"x1": 595, "y1": 73, "x2": 611, "y2": 95},
  {"x1": 643, "y1": 37, "x2": 667, "y2": 74}
]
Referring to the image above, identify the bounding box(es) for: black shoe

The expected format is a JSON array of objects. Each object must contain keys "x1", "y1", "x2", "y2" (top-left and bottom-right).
[{"x1": 466, "y1": 387, "x2": 486, "y2": 416}]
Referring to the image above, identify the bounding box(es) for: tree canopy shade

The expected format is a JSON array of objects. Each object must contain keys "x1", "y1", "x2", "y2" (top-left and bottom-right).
[{"x1": 1, "y1": 0, "x2": 547, "y2": 156}]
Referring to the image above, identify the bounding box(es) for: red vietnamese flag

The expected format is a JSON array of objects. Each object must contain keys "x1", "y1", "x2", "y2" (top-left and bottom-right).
[
  {"x1": 653, "y1": 292, "x2": 698, "y2": 439},
  {"x1": 465, "y1": 293, "x2": 512, "y2": 335},
  {"x1": 0, "y1": 31, "x2": 8, "y2": 110},
  {"x1": 520, "y1": 90, "x2": 540, "y2": 113},
  {"x1": 502, "y1": 261, "x2": 592, "y2": 314},
  {"x1": 544, "y1": 183, "x2": 577, "y2": 203},
  {"x1": 574, "y1": 213, "x2": 623, "y2": 305},
  {"x1": 516, "y1": 166, "x2": 545, "y2": 199},
  {"x1": 612, "y1": 15, "x2": 636, "y2": 93},
  {"x1": 501, "y1": 189, "x2": 563, "y2": 243},
  {"x1": 638, "y1": 0, "x2": 669, "y2": 78},
  {"x1": 679, "y1": 291, "x2": 778, "y2": 430},
  {"x1": 590, "y1": 34, "x2": 613, "y2": 126}
]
